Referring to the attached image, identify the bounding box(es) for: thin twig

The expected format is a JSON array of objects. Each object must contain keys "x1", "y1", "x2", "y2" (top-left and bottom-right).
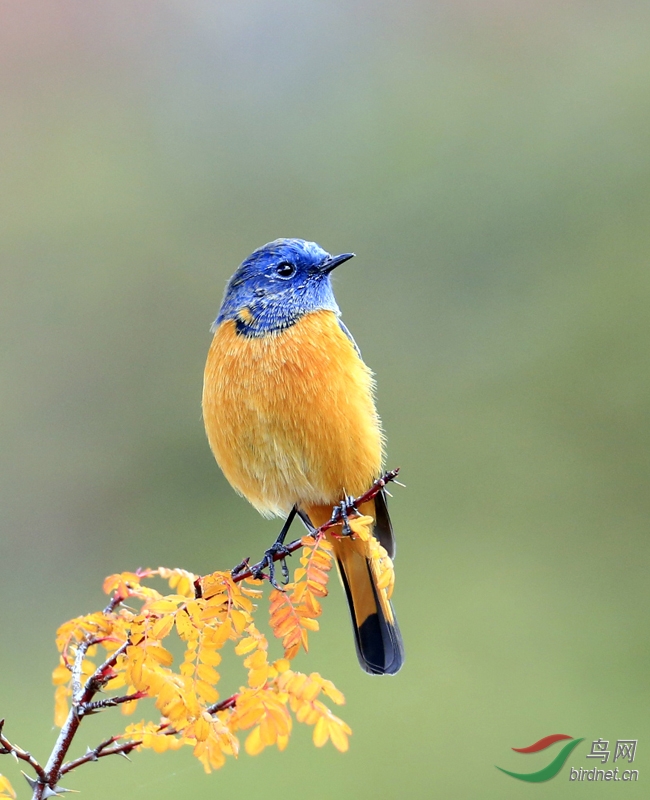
[
  {"x1": 205, "y1": 693, "x2": 239, "y2": 715},
  {"x1": 0, "y1": 721, "x2": 47, "y2": 783},
  {"x1": 102, "y1": 593, "x2": 125, "y2": 615},
  {"x1": 80, "y1": 691, "x2": 147, "y2": 716},
  {"x1": 60, "y1": 737, "x2": 141, "y2": 776}
]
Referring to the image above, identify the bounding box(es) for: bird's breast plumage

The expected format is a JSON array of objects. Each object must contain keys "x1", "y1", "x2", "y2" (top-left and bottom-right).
[{"x1": 202, "y1": 309, "x2": 384, "y2": 516}]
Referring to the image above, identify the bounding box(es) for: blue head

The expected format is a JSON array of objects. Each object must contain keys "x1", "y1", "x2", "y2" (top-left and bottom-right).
[{"x1": 214, "y1": 238, "x2": 355, "y2": 336}]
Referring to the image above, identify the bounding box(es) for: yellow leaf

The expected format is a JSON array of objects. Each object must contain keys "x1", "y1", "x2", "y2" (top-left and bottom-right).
[
  {"x1": 301, "y1": 679, "x2": 322, "y2": 703},
  {"x1": 156, "y1": 681, "x2": 179, "y2": 711},
  {"x1": 244, "y1": 649, "x2": 267, "y2": 670},
  {"x1": 201, "y1": 604, "x2": 226, "y2": 621},
  {"x1": 175, "y1": 610, "x2": 196, "y2": 640},
  {"x1": 121, "y1": 696, "x2": 139, "y2": 716},
  {"x1": 287, "y1": 672, "x2": 307, "y2": 697},
  {"x1": 328, "y1": 718, "x2": 351, "y2": 752},
  {"x1": 241, "y1": 585, "x2": 263, "y2": 597},
  {"x1": 312, "y1": 716, "x2": 329, "y2": 747},
  {"x1": 348, "y1": 516, "x2": 374, "y2": 540},
  {"x1": 200, "y1": 572, "x2": 229, "y2": 600},
  {"x1": 292, "y1": 582, "x2": 308, "y2": 602},
  {"x1": 204, "y1": 618, "x2": 232, "y2": 648},
  {"x1": 151, "y1": 733, "x2": 170, "y2": 753},
  {"x1": 151, "y1": 615, "x2": 175, "y2": 640},
  {"x1": 104, "y1": 672, "x2": 127, "y2": 691},
  {"x1": 185, "y1": 600, "x2": 203, "y2": 619},
  {"x1": 247, "y1": 667, "x2": 268, "y2": 689},
  {"x1": 0, "y1": 774, "x2": 16, "y2": 800},
  {"x1": 54, "y1": 685, "x2": 70, "y2": 727},
  {"x1": 233, "y1": 594, "x2": 253, "y2": 613},
  {"x1": 321, "y1": 680, "x2": 345, "y2": 705},
  {"x1": 234, "y1": 637, "x2": 258, "y2": 655},
  {"x1": 245, "y1": 726, "x2": 265, "y2": 756},
  {"x1": 147, "y1": 599, "x2": 181, "y2": 613},
  {"x1": 204, "y1": 592, "x2": 228, "y2": 608},
  {"x1": 259, "y1": 715, "x2": 277, "y2": 746},
  {"x1": 230, "y1": 609, "x2": 248, "y2": 634},
  {"x1": 284, "y1": 642, "x2": 300, "y2": 660},
  {"x1": 196, "y1": 663, "x2": 219, "y2": 684},
  {"x1": 195, "y1": 680, "x2": 219, "y2": 704},
  {"x1": 146, "y1": 645, "x2": 174, "y2": 667},
  {"x1": 194, "y1": 714, "x2": 211, "y2": 742},
  {"x1": 198, "y1": 648, "x2": 222, "y2": 666},
  {"x1": 51, "y1": 662, "x2": 70, "y2": 686}
]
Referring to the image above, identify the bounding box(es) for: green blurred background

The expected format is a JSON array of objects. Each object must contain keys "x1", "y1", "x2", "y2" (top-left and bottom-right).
[{"x1": 1, "y1": 1, "x2": 649, "y2": 797}]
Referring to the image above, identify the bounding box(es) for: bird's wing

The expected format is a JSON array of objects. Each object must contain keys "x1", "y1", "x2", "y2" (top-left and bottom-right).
[{"x1": 337, "y1": 319, "x2": 362, "y2": 358}]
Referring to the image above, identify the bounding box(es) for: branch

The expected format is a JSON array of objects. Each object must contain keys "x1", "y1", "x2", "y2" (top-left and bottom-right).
[
  {"x1": 205, "y1": 694, "x2": 239, "y2": 715},
  {"x1": 154, "y1": 692, "x2": 240, "y2": 743},
  {"x1": 228, "y1": 468, "x2": 401, "y2": 584},
  {"x1": 29, "y1": 640, "x2": 133, "y2": 799},
  {"x1": 0, "y1": 720, "x2": 47, "y2": 783},
  {"x1": 80, "y1": 691, "x2": 147, "y2": 716},
  {"x1": 102, "y1": 593, "x2": 126, "y2": 615},
  {"x1": 60, "y1": 737, "x2": 141, "y2": 776}
]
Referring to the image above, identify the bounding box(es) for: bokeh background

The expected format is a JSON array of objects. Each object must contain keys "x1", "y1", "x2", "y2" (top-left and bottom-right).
[{"x1": 1, "y1": 1, "x2": 649, "y2": 797}]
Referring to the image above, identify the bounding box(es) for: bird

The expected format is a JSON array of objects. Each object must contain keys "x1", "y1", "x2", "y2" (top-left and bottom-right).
[{"x1": 202, "y1": 238, "x2": 404, "y2": 675}]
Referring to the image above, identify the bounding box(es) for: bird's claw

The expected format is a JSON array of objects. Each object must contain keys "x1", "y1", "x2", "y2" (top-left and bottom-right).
[
  {"x1": 250, "y1": 543, "x2": 292, "y2": 590},
  {"x1": 329, "y1": 495, "x2": 359, "y2": 537}
]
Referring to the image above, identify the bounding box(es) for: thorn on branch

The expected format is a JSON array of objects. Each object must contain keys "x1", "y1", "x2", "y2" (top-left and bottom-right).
[
  {"x1": 60, "y1": 739, "x2": 141, "y2": 776},
  {"x1": 0, "y1": 726, "x2": 47, "y2": 782},
  {"x1": 80, "y1": 691, "x2": 146, "y2": 716},
  {"x1": 102, "y1": 593, "x2": 125, "y2": 615}
]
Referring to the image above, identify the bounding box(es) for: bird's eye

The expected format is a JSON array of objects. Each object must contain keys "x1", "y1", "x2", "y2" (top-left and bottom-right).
[{"x1": 276, "y1": 261, "x2": 296, "y2": 278}]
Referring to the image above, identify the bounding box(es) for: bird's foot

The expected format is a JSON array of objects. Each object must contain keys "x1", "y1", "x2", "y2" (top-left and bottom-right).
[
  {"x1": 250, "y1": 542, "x2": 292, "y2": 590},
  {"x1": 329, "y1": 495, "x2": 360, "y2": 537}
]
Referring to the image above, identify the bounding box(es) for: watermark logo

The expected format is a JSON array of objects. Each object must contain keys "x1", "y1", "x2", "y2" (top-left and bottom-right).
[
  {"x1": 496, "y1": 734, "x2": 583, "y2": 782},
  {"x1": 571, "y1": 738, "x2": 638, "y2": 782},
  {"x1": 497, "y1": 736, "x2": 639, "y2": 783}
]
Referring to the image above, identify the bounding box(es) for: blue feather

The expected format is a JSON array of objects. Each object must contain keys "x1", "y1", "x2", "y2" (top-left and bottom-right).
[{"x1": 213, "y1": 238, "x2": 353, "y2": 337}]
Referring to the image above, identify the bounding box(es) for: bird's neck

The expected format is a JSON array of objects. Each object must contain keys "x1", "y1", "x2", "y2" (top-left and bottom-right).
[{"x1": 214, "y1": 284, "x2": 340, "y2": 338}]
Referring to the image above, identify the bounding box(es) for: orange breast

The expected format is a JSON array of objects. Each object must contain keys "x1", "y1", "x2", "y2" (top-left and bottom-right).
[{"x1": 202, "y1": 310, "x2": 384, "y2": 517}]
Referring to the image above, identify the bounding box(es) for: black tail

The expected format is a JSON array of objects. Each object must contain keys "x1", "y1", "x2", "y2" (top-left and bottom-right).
[{"x1": 336, "y1": 547, "x2": 404, "y2": 675}]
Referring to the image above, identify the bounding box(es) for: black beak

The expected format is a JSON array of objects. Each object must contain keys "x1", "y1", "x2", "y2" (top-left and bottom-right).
[{"x1": 321, "y1": 252, "x2": 355, "y2": 274}]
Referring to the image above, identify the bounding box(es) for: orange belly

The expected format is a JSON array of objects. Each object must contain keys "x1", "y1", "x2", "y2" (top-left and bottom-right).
[{"x1": 202, "y1": 310, "x2": 384, "y2": 517}]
